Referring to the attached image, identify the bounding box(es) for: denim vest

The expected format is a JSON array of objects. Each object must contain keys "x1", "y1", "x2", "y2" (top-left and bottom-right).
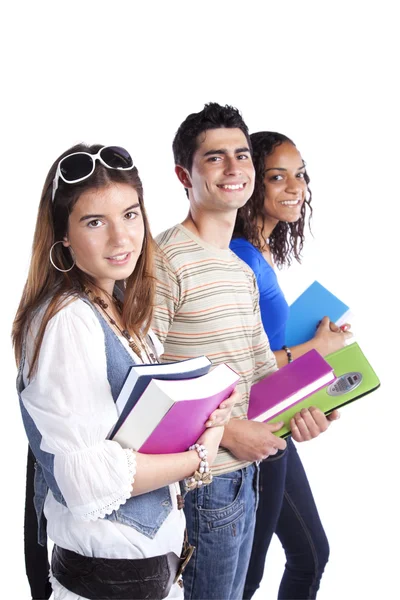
[{"x1": 17, "y1": 297, "x2": 173, "y2": 544}]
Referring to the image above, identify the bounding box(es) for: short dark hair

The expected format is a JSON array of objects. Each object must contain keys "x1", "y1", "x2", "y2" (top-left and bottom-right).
[
  {"x1": 233, "y1": 131, "x2": 313, "y2": 268},
  {"x1": 172, "y1": 102, "x2": 251, "y2": 172}
]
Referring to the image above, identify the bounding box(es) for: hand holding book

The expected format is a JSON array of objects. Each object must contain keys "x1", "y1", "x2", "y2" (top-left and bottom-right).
[
  {"x1": 267, "y1": 343, "x2": 380, "y2": 438},
  {"x1": 184, "y1": 388, "x2": 239, "y2": 476},
  {"x1": 313, "y1": 316, "x2": 353, "y2": 356},
  {"x1": 285, "y1": 280, "x2": 353, "y2": 347},
  {"x1": 204, "y1": 388, "x2": 239, "y2": 428},
  {"x1": 130, "y1": 387, "x2": 239, "y2": 498},
  {"x1": 289, "y1": 406, "x2": 340, "y2": 443},
  {"x1": 222, "y1": 418, "x2": 287, "y2": 462}
]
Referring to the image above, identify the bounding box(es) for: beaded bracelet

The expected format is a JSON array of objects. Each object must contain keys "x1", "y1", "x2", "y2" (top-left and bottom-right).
[
  {"x1": 282, "y1": 345, "x2": 293, "y2": 363},
  {"x1": 183, "y1": 444, "x2": 213, "y2": 492}
]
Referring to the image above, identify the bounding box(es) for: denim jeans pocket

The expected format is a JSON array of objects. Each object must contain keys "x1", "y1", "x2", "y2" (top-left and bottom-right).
[{"x1": 196, "y1": 469, "x2": 245, "y2": 531}]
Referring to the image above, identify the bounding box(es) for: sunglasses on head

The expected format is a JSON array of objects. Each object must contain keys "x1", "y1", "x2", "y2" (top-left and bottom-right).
[{"x1": 52, "y1": 146, "x2": 134, "y2": 201}]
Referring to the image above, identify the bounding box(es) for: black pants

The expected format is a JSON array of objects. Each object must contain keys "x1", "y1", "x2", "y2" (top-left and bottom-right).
[
  {"x1": 24, "y1": 446, "x2": 52, "y2": 600},
  {"x1": 244, "y1": 438, "x2": 330, "y2": 600}
]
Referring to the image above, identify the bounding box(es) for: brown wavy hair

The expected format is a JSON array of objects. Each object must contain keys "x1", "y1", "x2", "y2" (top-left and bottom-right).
[
  {"x1": 233, "y1": 131, "x2": 312, "y2": 267},
  {"x1": 12, "y1": 143, "x2": 155, "y2": 373}
]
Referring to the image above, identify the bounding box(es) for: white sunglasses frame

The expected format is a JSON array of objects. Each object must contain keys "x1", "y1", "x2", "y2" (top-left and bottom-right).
[{"x1": 52, "y1": 146, "x2": 134, "y2": 201}]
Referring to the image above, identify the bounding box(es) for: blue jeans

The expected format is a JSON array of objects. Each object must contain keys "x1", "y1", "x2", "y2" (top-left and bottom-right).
[
  {"x1": 183, "y1": 464, "x2": 258, "y2": 600},
  {"x1": 244, "y1": 438, "x2": 329, "y2": 600}
]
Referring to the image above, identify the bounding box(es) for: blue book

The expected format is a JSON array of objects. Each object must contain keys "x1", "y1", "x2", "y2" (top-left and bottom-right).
[
  {"x1": 285, "y1": 281, "x2": 351, "y2": 347},
  {"x1": 109, "y1": 355, "x2": 212, "y2": 439}
]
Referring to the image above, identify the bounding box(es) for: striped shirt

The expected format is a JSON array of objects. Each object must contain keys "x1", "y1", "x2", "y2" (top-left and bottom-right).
[{"x1": 153, "y1": 224, "x2": 277, "y2": 475}]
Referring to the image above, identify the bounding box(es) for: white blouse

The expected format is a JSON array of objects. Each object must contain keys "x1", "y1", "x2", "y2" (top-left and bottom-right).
[{"x1": 21, "y1": 298, "x2": 185, "y2": 600}]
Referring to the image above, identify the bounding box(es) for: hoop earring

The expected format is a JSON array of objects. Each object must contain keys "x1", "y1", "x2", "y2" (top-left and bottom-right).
[{"x1": 49, "y1": 241, "x2": 76, "y2": 273}]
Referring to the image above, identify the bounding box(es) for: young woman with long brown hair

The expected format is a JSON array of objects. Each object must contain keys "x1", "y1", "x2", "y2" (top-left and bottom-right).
[{"x1": 13, "y1": 143, "x2": 235, "y2": 600}]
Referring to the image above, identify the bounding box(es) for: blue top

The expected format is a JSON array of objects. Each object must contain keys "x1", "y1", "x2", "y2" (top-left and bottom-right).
[{"x1": 230, "y1": 238, "x2": 289, "y2": 351}]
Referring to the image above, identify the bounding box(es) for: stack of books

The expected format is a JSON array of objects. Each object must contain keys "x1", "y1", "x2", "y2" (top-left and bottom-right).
[{"x1": 110, "y1": 356, "x2": 239, "y2": 453}]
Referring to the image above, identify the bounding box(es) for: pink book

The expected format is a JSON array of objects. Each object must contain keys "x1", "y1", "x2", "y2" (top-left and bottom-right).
[
  {"x1": 248, "y1": 349, "x2": 336, "y2": 422},
  {"x1": 113, "y1": 363, "x2": 239, "y2": 454}
]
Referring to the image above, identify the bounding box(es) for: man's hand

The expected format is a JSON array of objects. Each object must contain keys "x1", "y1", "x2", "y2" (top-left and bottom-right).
[
  {"x1": 290, "y1": 407, "x2": 340, "y2": 442},
  {"x1": 222, "y1": 419, "x2": 287, "y2": 462}
]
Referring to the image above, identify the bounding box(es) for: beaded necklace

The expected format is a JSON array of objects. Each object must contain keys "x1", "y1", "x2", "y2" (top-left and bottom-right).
[{"x1": 84, "y1": 289, "x2": 157, "y2": 363}]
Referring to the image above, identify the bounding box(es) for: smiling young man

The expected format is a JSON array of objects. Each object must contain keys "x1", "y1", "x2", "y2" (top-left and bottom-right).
[{"x1": 152, "y1": 103, "x2": 287, "y2": 600}]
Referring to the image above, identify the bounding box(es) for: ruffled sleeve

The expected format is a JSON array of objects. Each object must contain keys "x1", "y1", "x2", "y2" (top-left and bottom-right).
[{"x1": 21, "y1": 299, "x2": 137, "y2": 521}]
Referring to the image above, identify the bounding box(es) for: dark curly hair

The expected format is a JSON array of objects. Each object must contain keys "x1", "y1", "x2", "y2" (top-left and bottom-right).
[
  {"x1": 172, "y1": 102, "x2": 251, "y2": 172},
  {"x1": 233, "y1": 131, "x2": 312, "y2": 268}
]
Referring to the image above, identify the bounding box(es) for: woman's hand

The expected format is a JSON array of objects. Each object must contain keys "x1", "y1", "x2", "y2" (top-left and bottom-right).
[
  {"x1": 193, "y1": 389, "x2": 239, "y2": 465},
  {"x1": 314, "y1": 316, "x2": 353, "y2": 356},
  {"x1": 205, "y1": 388, "x2": 239, "y2": 427}
]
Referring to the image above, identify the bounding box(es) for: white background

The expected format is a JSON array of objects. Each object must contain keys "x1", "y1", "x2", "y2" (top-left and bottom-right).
[{"x1": 1, "y1": 1, "x2": 399, "y2": 598}]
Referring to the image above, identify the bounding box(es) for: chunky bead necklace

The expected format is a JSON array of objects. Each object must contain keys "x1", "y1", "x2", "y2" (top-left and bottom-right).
[{"x1": 84, "y1": 289, "x2": 157, "y2": 363}]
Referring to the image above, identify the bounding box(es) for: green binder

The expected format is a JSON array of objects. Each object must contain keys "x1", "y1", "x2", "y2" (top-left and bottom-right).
[{"x1": 268, "y1": 342, "x2": 381, "y2": 438}]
